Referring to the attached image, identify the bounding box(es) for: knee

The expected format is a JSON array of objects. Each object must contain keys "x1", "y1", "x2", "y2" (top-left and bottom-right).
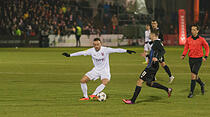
[
  {"x1": 80, "y1": 79, "x2": 87, "y2": 83},
  {"x1": 80, "y1": 76, "x2": 89, "y2": 83},
  {"x1": 160, "y1": 62, "x2": 166, "y2": 67},
  {"x1": 191, "y1": 73, "x2": 197, "y2": 80},
  {"x1": 102, "y1": 79, "x2": 109, "y2": 85},
  {"x1": 137, "y1": 79, "x2": 143, "y2": 86}
]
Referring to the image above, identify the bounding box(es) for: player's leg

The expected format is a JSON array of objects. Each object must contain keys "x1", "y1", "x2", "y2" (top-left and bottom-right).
[
  {"x1": 143, "y1": 50, "x2": 148, "y2": 63},
  {"x1": 188, "y1": 58, "x2": 198, "y2": 98},
  {"x1": 92, "y1": 78, "x2": 109, "y2": 96},
  {"x1": 188, "y1": 58, "x2": 203, "y2": 98},
  {"x1": 90, "y1": 72, "x2": 110, "y2": 99},
  {"x1": 146, "y1": 81, "x2": 172, "y2": 97},
  {"x1": 78, "y1": 36, "x2": 81, "y2": 47},
  {"x1": 122, "y1": 79, "x2": 144, "y2": 104},
  {"x1": 146, "y1": 73, "x2": 172, "y2": 97},
  {"x1": 122, "y1": 70, "x2": 147, "y2": 104},
  {"x1": 80, "y1": 75, "x2": 90, "y2": 100},
  {"x1": 142, "y1": 44, "x2": 149, "y2": 64},
  {"x1": 130, "y1": 79, "x2": 144, "y2": 102},
  {"x1": 194, "y1": 59, "x2": 205, "y2": 94},
  {"x1": 80, "y1": 68, "x2": 98, "y2": 100},
  {"x1": 160, "y1": 59, "x2": 174, "y2": 83},
  {"x1": 76, "y1": 35, "x2": 79, "y2": 47}
]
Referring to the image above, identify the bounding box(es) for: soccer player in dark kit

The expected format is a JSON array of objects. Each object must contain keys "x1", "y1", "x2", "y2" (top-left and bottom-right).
[
  {"x1": 122, "y1": 30, "x2": 172, "y2": 104},
  {"x1": 181, "y1": 25, "x2": 209, "y2": 98},
  {"x1": 151, "y1": 20, "x2": 174, "y2": 83}
]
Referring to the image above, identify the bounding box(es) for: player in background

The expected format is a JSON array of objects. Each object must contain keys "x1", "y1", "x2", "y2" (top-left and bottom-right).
[
  {"x1": 122, "y1": 30, "x2": 172, "y2": 104},
  {"x1": 142, "y1": 24, "x2": 151, "y2": 64},
  {"x1": 62, "y1": 38, "x2": 136, "y2": 100},
  {"x1": 151, "y1": 20, "x2": 175, "y2": 83},
  {"x1": 181, "y1": 25, "x2": 209, "y2": 98}
]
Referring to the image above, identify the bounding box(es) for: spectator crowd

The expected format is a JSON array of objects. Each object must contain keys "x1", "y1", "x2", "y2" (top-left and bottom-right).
[{"x1": 0, "y1": 0, "x2": 129, "y2": 38}]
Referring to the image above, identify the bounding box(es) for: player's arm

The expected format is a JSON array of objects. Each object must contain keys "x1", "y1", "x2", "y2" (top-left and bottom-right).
[
  {"x1": 202, "y1": 38, "x2": 209, "y2": 60},
  {"x1": 62, "y1": 49, "x2": 91, "y2": 57},
  {"x1": 106, "y1": 47, "x2": 136, "y2": 54},
  {"x1": 181, "y1": 38, "x2": 189, "y2": 59}
]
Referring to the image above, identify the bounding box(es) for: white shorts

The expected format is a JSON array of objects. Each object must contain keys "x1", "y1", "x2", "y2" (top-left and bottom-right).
[
  {"x1": 144, "y1": 43, "x2": 151, "y2": 52},
  {"x1": 85, "y1": 68, "x2": 111, "y2": 81}
]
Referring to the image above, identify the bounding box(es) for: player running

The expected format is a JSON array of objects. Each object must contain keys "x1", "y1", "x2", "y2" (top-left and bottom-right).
[
  {"x1": 62, "y1": 38, "x2": 136, "y2": 100},
  {"x1": 122, "y1": 30, "x2": 172, "y2": 104},
  {"x1": 151, "y1": 20, "x2": 175, "y2": 83}
]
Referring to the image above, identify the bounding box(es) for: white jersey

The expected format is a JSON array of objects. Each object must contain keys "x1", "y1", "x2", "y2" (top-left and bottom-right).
[
  {"x1": 145, "y1": 30, "x2": 151, "y2": 42},
  {"x1": 70, "y1": 46, "x2": 127, "y2": 72}
]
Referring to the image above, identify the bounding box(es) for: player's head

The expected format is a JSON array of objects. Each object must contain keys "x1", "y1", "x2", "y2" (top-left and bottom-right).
[
  {"x1": 145, "y1": 24, "x2": 150, "y2": 30},
  {"x1": 93, "y1": 38, "x2": 102, "y2": 51},
  {"x1": 150, "y1": 30, "x2": 159, "y2": 41},
  {"x1": 191, "y1": 24, "x2": 200, "y2": 37},
  {"x1": 151, "y1": 20, "x2": 158, "y2": 29}
]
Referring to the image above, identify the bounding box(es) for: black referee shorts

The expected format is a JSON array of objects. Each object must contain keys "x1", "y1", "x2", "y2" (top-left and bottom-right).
[{"x1": 189, "y1": 57, "x2": 202, "y2": 75}]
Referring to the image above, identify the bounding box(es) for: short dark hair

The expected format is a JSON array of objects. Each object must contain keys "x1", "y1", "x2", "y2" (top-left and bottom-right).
[
  {"x1": 191, "y1": 24, "x2": 200, "y2": 31},
  {"x1": 151, "y1": 20, "x2": 158, "y2": 23},
  {"x1": 150, "y1": 29, "x2": 159, "y2": 36},
  {"x1": 94, "y1": 38, "x2": 101, "y2": 42},
  {"x1": 146, "y1": 24, "x2": 150, "y2": 26}
]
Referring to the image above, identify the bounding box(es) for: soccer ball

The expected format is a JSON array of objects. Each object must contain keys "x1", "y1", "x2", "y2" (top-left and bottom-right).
[{"x1": 97, "y1": 92, "x2": 107, "y2": 101}]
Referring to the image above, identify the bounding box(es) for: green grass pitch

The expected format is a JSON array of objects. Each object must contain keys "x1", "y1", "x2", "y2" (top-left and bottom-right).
[{"x1": 0, "y1": 47, "x2": 210, "y2": 117}]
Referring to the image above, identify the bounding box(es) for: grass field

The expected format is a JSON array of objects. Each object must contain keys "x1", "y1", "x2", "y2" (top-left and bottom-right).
[{"x1": 0, "y1": 47, "x2": 210, "y2": 117}]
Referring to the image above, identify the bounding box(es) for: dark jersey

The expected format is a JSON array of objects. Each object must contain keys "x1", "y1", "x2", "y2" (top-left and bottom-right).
[{"x1": 146, "y1": 40, "x2": 165, "y2": 72}]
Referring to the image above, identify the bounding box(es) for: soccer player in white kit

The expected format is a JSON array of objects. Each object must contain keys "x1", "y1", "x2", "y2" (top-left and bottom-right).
[
  {"x1": 142, "y1": 24, "x2": 151, "y2": 64},
  {"x1": 62, "y1": 38, "x2": 136, "y2": 100}
]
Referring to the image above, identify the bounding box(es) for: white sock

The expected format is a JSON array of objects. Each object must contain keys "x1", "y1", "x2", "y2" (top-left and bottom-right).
[
  {"x1": 145, "y1": 57, "x2": 148, "y2": 62},
  {"x1": 92, "y1": 84, "x2": 106, "y2": 95},
  {"x1": 80, "y1": 83, "x2": 88, "y2": 98}
]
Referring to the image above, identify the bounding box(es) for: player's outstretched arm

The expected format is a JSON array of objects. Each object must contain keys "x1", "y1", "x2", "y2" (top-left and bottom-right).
[
  {"x1": 106, "y1": 47, "x2": 136, "y2": 54},
  {"x1": 127, "y1": 50, "x2": 136, "y2": 54},
  {"x1": 62, "y1": 50, "x2": 91, "y2": 57},
  {"x1": 62, "y1": 52, "x2": 71, "y2": 57}
]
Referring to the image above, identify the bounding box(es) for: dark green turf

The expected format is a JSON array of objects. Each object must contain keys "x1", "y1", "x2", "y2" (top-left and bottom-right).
[{"x1": 0, "y1": 47, "x2": 209, "y2": 117}]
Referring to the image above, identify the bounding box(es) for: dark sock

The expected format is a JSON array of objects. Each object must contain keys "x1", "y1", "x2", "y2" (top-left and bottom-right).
[
  {"x1": 190, "y1": 80, "x2": 196, "y2": 93},
  {"x1": 163, "y1": 65, "x2": 172, "y2": 77},
  {"x1": 151, "y1": 82, "x2": 168, "y2": 92},
  {"x1": 196, "y1": 77, "x2": 204, "y2": 86},
  {"x1": 131, "y1": 86, "x2": 142, "y2": 103}
]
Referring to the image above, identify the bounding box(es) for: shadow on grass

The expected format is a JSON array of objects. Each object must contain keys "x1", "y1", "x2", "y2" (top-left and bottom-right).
[
  {"x1": 179, "y1": 88, "x2": 208, "y2": 96},
  {"x1": 135, "y1": 96, "x2": 162, "y2": 104}
]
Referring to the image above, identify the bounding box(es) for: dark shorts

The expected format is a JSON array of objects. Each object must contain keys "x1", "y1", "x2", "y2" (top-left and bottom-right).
[
  {"x1": 76, "y1": 35, "x2": 81, "y2": 40},
  {"x1": 159, "y1": 56, "x2": 165, "y2": 63},
  {"x1": 189, "y1": 57, "x2": 202, "y2": 75},
  {"x1": 139, "y1": 68, "x2": 157, "y2": 82}
]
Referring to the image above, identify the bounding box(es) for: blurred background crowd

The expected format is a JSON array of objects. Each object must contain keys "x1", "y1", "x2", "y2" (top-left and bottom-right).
[{"x1": 0, "y1": 0, "x2": 209, "y2": 40}]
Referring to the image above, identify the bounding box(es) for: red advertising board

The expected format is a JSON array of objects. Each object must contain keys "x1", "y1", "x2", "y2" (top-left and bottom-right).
[{"x1": 178, "y1": 9, "x2": 187, "y2": 45}]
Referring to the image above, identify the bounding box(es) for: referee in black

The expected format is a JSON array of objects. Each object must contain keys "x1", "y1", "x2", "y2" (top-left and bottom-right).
[{"x1": 151, "y1": 20, "x2": 174, "y2": 83}]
